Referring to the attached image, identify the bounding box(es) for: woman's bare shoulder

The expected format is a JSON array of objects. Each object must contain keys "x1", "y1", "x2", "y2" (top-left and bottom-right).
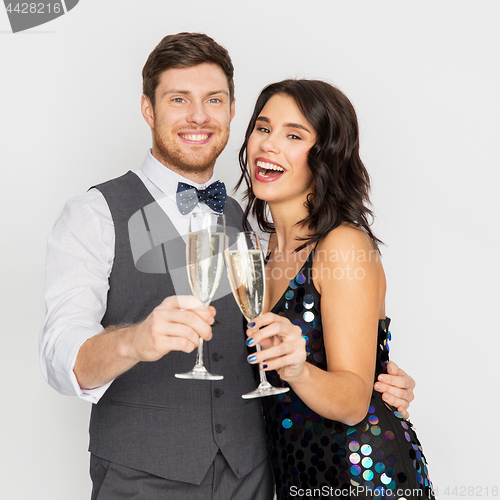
[
  {"x1": 316, "y1": 223, "x2": 379, "y2": 258},
  {"x1": 313, "y1": 224, "x2": 384, "y2": 300}
]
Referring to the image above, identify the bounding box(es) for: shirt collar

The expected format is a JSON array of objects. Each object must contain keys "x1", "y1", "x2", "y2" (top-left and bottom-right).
[{"x1": 140, "y1": 150, "x2": 218, "y2": 197}]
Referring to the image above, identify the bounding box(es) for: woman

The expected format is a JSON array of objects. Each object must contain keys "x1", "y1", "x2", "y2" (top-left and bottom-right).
[{"x1": 237, "y1": 80, "x2": 434, "y2": 499}]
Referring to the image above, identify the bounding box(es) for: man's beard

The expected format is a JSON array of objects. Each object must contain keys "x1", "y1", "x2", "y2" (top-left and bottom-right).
[{"x1": 152, "y1": 125, "x2": 230, "y2": 177}]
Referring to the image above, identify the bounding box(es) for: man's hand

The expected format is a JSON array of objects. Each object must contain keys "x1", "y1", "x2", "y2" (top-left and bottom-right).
[
  {"x1": 374, "y1": 361, "x2": 415, "y2": 419},
  {"x1": 127, "y1": 295, "x2": 215, "y2": 362},
  {"x1": 75, "y1": 295, "x2": 215, "y2": 390}
]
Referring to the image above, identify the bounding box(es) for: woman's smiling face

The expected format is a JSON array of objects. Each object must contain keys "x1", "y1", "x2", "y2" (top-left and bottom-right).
[{"x1": 247, "y1": 93, "x2": 317, "y2": 206}]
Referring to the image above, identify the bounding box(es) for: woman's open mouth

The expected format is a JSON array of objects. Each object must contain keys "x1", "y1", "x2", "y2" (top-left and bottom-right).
[{"x1": 254, "y1": 159, "x2": 285, "y2": 182}]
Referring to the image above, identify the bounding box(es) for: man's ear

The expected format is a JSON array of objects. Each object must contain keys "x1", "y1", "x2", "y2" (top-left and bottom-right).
[
  {"x1": 230, "y1": 98, "x2": 236, "y2": 122},
  {"x1": 141, "y1": 94, "x2": 155, "y2": 128}
]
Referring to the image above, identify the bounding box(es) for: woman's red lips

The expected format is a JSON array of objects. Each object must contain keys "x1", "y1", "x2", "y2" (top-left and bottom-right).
[{"x1": 254, "y1": 158, "x2": 285, "y2": 182}]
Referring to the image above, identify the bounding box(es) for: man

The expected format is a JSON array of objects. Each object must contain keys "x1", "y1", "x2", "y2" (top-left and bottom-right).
[{"x1": 40, "y1": 32, "x2": 415, "y2": 499}]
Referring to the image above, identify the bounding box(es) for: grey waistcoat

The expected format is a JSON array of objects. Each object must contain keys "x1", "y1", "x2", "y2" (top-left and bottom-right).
[{"x1": 88, "y1": 171, "x2": 268, "y2": 485}]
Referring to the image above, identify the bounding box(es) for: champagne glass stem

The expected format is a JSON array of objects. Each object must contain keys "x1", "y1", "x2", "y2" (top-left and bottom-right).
[
  {"x1": 194, "y1": 297, "x2": 209, "y2": 369},
  {"x1": 195, "y1": 338, "x2": 204, "y2": 368},
  {"x1": 242, "y1": 336, "x2": 289, "y2": 398},
  {"x1": 256, "y1": 343, "x2": 271, "y2": 387},
  {"x1": 241, "y1": 320, "x2": 288, "y2": 398}
]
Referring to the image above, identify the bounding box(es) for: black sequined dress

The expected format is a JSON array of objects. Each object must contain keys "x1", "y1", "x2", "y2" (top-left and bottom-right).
[{"x1": 262, "y1": 248, "x2": 434, "y2": 499}]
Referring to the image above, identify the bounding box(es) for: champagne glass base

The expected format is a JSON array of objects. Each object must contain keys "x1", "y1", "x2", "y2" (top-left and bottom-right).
[
  {"x1": 242, "y1": 384, "x2": 289, "y2": 399},
  {"x1": 175, "y1": 365, "x2": 223, "y2": 381}
]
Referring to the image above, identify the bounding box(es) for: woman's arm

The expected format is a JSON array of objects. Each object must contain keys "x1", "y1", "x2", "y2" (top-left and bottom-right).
[{"x1": 249, "y1": 225, "x2": 382, "y2": 425}]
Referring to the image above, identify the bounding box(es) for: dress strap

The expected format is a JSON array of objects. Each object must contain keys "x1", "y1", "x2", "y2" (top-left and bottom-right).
[
  {"x1": 309, "y1": 240, "x2": 320, "y2": 259},
  {"x1": 265, "y1": 243, "x2": 278, "y2": 264}
]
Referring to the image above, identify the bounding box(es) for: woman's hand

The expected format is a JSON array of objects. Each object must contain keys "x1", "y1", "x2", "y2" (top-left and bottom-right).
[{"x1": 246, "y1": 312, "x2": 307, "y2": 382}]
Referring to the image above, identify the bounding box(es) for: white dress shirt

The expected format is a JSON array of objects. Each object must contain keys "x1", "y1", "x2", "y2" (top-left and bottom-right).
[{"x1": 39, "y1": 151, "x2": 241, "y2": 403}]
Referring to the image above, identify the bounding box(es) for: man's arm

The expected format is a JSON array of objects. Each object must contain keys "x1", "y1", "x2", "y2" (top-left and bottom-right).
[
  {"x1": 40, "y1": 190, "x2": 117, "y2": 400},
  {"x1": 40, "y1": 191, "x2": 214, "y2": 400},
  {"x1": 374, "y1": 361, "x2": 415, "y2": 419},
  {"x1": 74, "y1": 296, "x2": 214, "y2": 389}
]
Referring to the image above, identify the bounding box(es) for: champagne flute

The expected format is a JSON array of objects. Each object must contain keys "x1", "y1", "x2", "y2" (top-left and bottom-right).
[
  {"x1": 175, "y1": 212, "x2": 225, "y2": 380},
  {"x1": 225, "y1": 231, "x2": 289, "y2": 399}
]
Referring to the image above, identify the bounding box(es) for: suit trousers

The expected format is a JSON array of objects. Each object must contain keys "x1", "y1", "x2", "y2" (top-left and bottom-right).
[{"x1": 90, "y1": 452, "x2": 274, "y2": 500}]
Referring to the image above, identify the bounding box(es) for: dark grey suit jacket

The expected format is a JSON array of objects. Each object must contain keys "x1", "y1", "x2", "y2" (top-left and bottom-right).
[{"x1": 88, "y1": 172, "x2": 268, "y2": 485}]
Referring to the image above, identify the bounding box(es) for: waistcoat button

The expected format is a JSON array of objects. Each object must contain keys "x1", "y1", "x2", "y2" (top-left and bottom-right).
[
  {"x1": 215, "y1": 424, "x2": 225, "y2": 434},
  {"x1": 212, "y1": 353, "x2": 223, "y2": 362},
  {"x1": 214, "y1": 389, "x2": 224, "y2": 398}
]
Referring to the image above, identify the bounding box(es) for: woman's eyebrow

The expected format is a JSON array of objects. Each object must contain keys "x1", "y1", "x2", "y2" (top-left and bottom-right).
[
  {"x1": 256, "y1": 116, "x2": 311, "y2": 133},
  {"x1": 284, "y1": 122, "x2": 310, "y2": 133}
]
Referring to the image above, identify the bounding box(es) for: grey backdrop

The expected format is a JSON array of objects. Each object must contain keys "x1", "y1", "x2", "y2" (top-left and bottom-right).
[{"x1": 1, "y1": 1, "x2": 499, "y2": 498}]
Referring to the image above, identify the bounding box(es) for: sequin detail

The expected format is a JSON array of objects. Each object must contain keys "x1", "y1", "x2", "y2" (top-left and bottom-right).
[{"x1": 261, "y1": 248, "x2": 434, "y2": 500}]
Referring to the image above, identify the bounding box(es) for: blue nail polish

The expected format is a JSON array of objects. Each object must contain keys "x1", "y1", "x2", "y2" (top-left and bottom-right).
[
  {"x1": 246, "y1": 337, "x2": 255, "y2": 346},
  {"x1": 262, "y1": 364, "x2": 268, "y2": 369},
  {"x1": 248, "y1": 322, "x2": 256, "y2": 328},
  {"x1": 248, "y1": 356, "x2": 257, "y2": 363}
]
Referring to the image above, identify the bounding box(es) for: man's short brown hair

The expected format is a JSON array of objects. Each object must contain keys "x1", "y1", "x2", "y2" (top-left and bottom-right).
[{"x1": 142, "y1": 32, "x2": 235, "y2": 108}]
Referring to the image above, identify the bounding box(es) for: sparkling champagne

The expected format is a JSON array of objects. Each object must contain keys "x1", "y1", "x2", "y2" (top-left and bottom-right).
[
  {"x1": 176, "y1": 213, "x2": 225, "y2": 381},
  {"x1": 187, "y1": 231, "x2": 225, "y2": 306},
  {"x1": 225, "y1": 231, "x2": 289, "y2": 399},
  {"x1": 225, "y1": 249, "x2": 265, "y2": 321}
]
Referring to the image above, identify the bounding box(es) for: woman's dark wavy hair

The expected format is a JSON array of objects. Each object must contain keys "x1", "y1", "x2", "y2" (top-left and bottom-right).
[{"x1": 236, "y1": 79, "x2": 382, "y2": 252}]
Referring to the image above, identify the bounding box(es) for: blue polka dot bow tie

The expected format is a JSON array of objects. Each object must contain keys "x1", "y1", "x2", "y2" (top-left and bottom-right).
[{"x1": 176, "y1": 181, "x2": 227, "y2": 215}]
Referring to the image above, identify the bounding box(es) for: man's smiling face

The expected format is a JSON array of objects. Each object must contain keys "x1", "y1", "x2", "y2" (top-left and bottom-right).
[{"x1": 142, "y1": 62, "x2": 235, "y2": 182}]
